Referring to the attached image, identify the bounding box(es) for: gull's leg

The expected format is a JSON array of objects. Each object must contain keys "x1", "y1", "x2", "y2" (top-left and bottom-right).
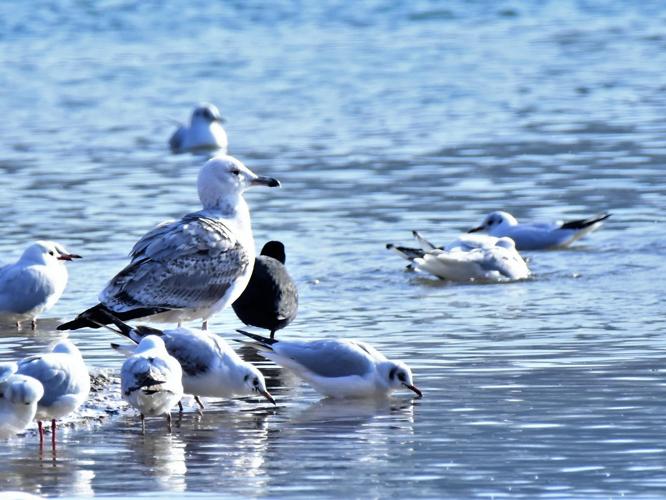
[
  {"x1": 141, "y1": 413, "x2": 145, "y2": 434},
  {"x1": 178, "y1": 400, "x2": 184, "y2": 413},
  {"x1": 51, "y1": 419, "x2": 57, "y2": 453},
  {"x1": 31, "y1": 319, "x2": 37, "y2": 330},
  {"x1": 38, "y1": 420, "x2": 44, "y2": 446},
  {"x1": 201, "y1": 320, "x2": 208, "y2": 331},
  {"x1": 194, "y1": 396, "x2": 205, "y2": 410},
  {"x1": 177, "y1": 321, "x2": 182, "y2": 328},
  {"x1": 270, "y1": 329, "x2": 276, "y2": 340},
  {"x1": 16, "y1": 321, "x2": 21, "y2": 330},
  {"x1": 166, "y1": 412, "x2": 172, "y2": 433}
]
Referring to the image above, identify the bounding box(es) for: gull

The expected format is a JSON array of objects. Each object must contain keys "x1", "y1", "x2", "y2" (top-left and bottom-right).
[
  {"x1": 121, "y1": 335, "x2": 183, "y2": 433},
  {"x1": 0, "y1": 362, "x2": 44, "y2": 439},
  {"x1": 467, "y1": 211, "x2": 611, "y2": 250},
  {"x1": 387, "y1": 231, "x2": 530, "y2": 282},
  {"x1": 237, "y1": 330, "x2": 422, "y2": 399},
  {"x1": 98, "y1": 310, "x2": 275, "y2": 409},
  {"x1": 0, "y1": 241, "x2": 81, "y2": 329},
  {"x1": 232, "y1": 240, "x2": 299, "y2": 339},
  {"x1": 16, "y1": 339, "x2": 90, "y2": 449},
  {"x1": 58, "y1": 154, "x2": 280, "y2": 331},
  {"x1": 169, "y1": 103, "x2": 228, "y2": 154}
]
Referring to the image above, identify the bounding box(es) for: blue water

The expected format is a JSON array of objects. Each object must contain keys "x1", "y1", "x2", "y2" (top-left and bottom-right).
[{"x1": 1, "y1": 1, "x2": 666, "y2": 498}]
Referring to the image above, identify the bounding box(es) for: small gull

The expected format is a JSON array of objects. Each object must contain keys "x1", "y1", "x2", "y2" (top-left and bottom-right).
[
  {"x1": 58, "y1": 155, "x2": 280, "y2": 331},
  {"x1": 468, "y1": 211, "x2": 611, "y2": 250},
  {"x1": 387, "y1": 231, "x2": 530, "y2": 282},
  {"x1": 97, "y1": 311, "x2": 275, "y2": 409},
  {"x1": 121, "y1": 335, "x2": 183, "y2": 433},
  {"x1": 0, "y1": 241, "x2": 81, "y2": 330},
  {"x1": 237, "y1": 330, "x2": 422, "y2": 399},
  {"x1": 16, "y1": 339, "x2": 90, "y2": 449},
  {"x1": 232, "y1": 240, "x2": 299, "y2": 339},
  {"x1": 0, "y1": 362, "x2": 44, "y2": 439},
  {"x1": 169, "y1": 103, "x2": 228, "y2": 154}
]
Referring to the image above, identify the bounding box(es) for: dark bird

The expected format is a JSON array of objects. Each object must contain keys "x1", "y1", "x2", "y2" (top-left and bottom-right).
[{"x1": 232, "y1": 241, "x2": 298, "y2": 339}]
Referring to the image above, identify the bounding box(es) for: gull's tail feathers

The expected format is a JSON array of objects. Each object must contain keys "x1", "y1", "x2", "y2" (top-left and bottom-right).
[
  {"x1": 57, "y1": 304, "x2": 169, "y2": 331},
  {"x1": 411, "y1": 230, "x2": 438, "y2": 252},
  {"x1": 236, "y1": 329, "x2": 278, "y2": 351},
  {"x1": 560, "y1": 213, "x2": 611, "y2": 230}
]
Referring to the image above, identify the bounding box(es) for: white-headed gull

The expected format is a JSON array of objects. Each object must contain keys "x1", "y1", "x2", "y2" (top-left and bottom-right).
[
  {"x1": 467, "y1": 211, "x2": 611, "y2": 250},
  {"x1": 58, "y1": 155, "x2": 280, "y2": 332},
  {"x1": 121, "y1": 335, "x2": 183, "y2": 432},
  {"x1": 237, "y1": 330, "x2": 422, "y2": 399},
  {"x1": 97, "y1": 310, "x2": 274, "y2": 409},
  {"x1": 169, "y1": 103, "x2": 228, "y2": 154},
  {"x1": 16, "y1": 339, "x2": 90, "y2": 449},
  {"x1": 0, "y1": 362, "x2": 44, "y2": 438},
  {"x1": 0, "y1": 241, "x2": 81, "y2": 329},
  {"x1": 387, "y1": 231, "x2": 530, "y2": 282},
  {"x1": 232, "y1": 240, "x2": 299, "y2": 339}
]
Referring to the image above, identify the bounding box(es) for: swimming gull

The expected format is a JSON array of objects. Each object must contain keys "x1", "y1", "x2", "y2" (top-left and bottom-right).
[
  {"x1": 237, "y1": 330, "x2": 422, "y2": 399},
  {"x1": 0, "y1": 241, "x2": 81, "y2": 330},
  {"x1": 16, "y1": 339, "x2": 90, "y2": 449},
  {"x1": 121, "y1": 335, "x2": 183, "y2": 433},
  {"x1": 0, "y1": 362, "x2": 44, "y2": 439},
  {"x1": 58, "y1": 154, "x2": 280, "y2": 331},
  {"x1": 98, "y1": 310, "x2": 275, "y2": 409},
  {"x1": 387, "y1": 231, "x2": 530, "y2": 282},
  {"x1": 169, "y1": 103, "x2": 228, "y2": 154},
  {"x1": 232, "y1": 240, "x2": 298, "y2": 339},
  {"x1": 468, "y1": 211, "x2": 611, "y2": 250}
]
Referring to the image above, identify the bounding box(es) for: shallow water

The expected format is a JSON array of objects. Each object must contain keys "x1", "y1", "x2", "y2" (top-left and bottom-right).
[{"x1": 1, "y1": 1, "x2": 666, "y2": 498}]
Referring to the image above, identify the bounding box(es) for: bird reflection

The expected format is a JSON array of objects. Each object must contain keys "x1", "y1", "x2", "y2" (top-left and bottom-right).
[{"x1": 132, "y1": 433, "x2": 187, "y2": 492}]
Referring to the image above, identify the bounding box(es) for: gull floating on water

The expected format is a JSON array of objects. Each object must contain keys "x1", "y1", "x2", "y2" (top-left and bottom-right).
[
  {"x1": 237, "y1": 330, "x2": 422, "y2": 399},
  {"x1": 387, "y1": 231, "x2": 530, "y2": 282},
  {"x1": 0, "y1": 362, "x2": 44, "y2": 439},
  {"x1": 232, "y1": 240, "x2": 299, "y2": 339},
  {"x1": 121, "y1": 335, "x2": 183, "y2": 433},
  {"x1": 468, "y1": 211, "x2": 611, "y2": 250},
  {"x1": 0, "y1": 241, "x2": 81, "y2": 329},
  {"x1": 16, "y1": 339, "x2": 90, "y2": 449},
  {"x1": 169, "y1": 103, "x2": 228, "y2": 154},
  {"x1": 99, "y1": 311, "x2": 275, "y2": 409},
  {"x1": 58, "y1": 155, "x2": 280, "y2": 331}
]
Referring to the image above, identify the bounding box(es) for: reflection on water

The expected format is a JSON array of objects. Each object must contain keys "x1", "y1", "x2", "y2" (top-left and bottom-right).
[{"x1": 1, "y1": 0, "x2": 666, "y2": 498}]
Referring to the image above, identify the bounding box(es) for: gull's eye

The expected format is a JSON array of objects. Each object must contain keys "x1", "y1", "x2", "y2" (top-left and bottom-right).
[
  {"x1": 48, "y1": 251, "x2": 55, "y2": 256},
  {"x1": 397, "y1": 372, "x2": 406, "y2": 382},
  {"x1": 230, "y1": 168, "x2": 241, "y2": 176},
  {"x1": 253, "y1": 378, "x2": 259, "y2": 387}
]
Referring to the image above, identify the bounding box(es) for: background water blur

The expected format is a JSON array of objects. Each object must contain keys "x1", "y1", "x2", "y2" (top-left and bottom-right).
[{"x1": 1, "y1": 0, "x2": 666, "y2": 498}]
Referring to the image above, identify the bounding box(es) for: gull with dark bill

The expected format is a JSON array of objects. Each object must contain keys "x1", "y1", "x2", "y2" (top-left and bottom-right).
[
  {"x1": 237, "y1": 330, "x2": 422, "y2": 399},
  {"x1": 232, "y1": 240, "x2": 298, "y2": 339},
  {"x1": 58, "y1": 155, "x2": 280, "y2": 332},
  {"x1": 0, "y1": 241, "x2": 81, "y2": 329},
  {"x1": 121, "y1": 335, "x2": 183, "y2": 433},
  {"x1": 468, "y1": 211, "x2": 611, "y2": 250},
  {"x1": 16, "y1": 339, "x2": 90, "y2": 450},
  {"x1": 0, "y1": 362, "x2": 44, "y2": 439},
  {"x1": 169, "y1": 103, "x2": 228, "y2": 154},
  {"x1": 98, "y1": 310, "x2": 275, "y2": 409}
]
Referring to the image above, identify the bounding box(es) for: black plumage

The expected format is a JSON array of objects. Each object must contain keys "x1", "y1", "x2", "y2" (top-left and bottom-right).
[{"x1": 232, "y1": 241, "x2": 298, "y2": 339}]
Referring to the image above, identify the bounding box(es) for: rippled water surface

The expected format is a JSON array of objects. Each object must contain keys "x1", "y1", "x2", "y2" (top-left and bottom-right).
[{"x1": 1, "y1": 1, "x2": 666, "y2": 498}]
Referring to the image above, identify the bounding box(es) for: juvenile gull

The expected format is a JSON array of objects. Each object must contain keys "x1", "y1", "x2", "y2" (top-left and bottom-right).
[
  {"x1": 468, "y1": 211, "x2": 611, "y2": 250},
  {"x1": 0, "y1": 241, "x2": 81, "y2": 330},
  {"x1": 232, "y1": 240, "x2": 298, "y2": 339},
  {"x1": 100, "y1": 311, "x2": 275, "y2": 409},
  {"x1": 169, "y1": 103, "x2": 228, "y2": 154},
  {"x1": 58, "y1": 155, "x2": 280, "y2": 331},
  {"x1": 387, "y1": 231, "x2": 530, "y2": 282},
  {"x1": 237, "y1": 330, "x2": 422, "y2": 399},
  {"x1": 0, "y1": 362, "x2": 44, "y2": 439},
  {"x1": 121, "y1": 335, "x2": 183, "y2": 433},
  {"x1": 16, "y1": 339, "x2": 90, "y2": 449}
]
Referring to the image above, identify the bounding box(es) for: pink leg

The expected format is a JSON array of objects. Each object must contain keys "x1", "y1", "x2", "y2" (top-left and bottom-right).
[{"x1": 38, "y1": 421, "x2": 44, "y2": 446}]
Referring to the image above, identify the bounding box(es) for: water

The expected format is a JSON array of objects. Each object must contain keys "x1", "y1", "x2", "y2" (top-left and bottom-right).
[{"x1": 1, "y1": 0, "x2": 666, "y2": 497}]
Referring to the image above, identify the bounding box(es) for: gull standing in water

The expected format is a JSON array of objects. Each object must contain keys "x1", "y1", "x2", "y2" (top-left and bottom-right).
[
  {"x1": 169, "y1": 103, "x2": 228, "y2": 154},
  {"x1": 58, "y1": 155, "x2": 280, "y2": 331},
  {"x1": 121, "y1": 335, "x2": 183, "y2": 433},
  {"x1": 0, "y1": 362, "x2": 44, "y2": 439},
  {"x1": 237, "y1": 330, "x2": 422, "y2": 399},
  {"x1": 97, "y1": 310, "x2": 275, "y2": 410},
  {"x1": 16, "y1": 339, "x2": 90, "y2": 449},
  {"x1": 387, "y1": 231, "x2": 530, "y2": 282},
  {"x1": 0, "y1": 241, "x2": 81, "y2": 329},
  {"x1": 467, "y1": 211, "x2": 611, "y2": 250}
]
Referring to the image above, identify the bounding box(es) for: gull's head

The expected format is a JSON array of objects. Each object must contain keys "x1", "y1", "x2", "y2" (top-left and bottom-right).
[
  {"x1": 239, "y1": 364, "x2": 275, "y2": 405},
  {"x1": 20, "y1": 241, "x2": 82, "y2": 266},
  {"x1": 384, "y1": 361, "x2": 422, "y2": 398},
  {"x1": 191, "y1": 103, "x2": 224, "y2": 125},
  {"x1": 1, "y1": 374, "x2": 44, "y2": 405},
  {"x1": 197, "y1": 154, "x2": 280, "y2": 210},
  {"x1": 495, "y1": 237, "x2": 517, "y2": 250},
  {"x1": 468, "y1": 211, "x2": 517, "y2": 234},
  {"x1": 135, "y1": 335, "x2": 167, "y2": 354},
  {"x1": 51, "y1": 338, "x2": 83, "y2": 358}
]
